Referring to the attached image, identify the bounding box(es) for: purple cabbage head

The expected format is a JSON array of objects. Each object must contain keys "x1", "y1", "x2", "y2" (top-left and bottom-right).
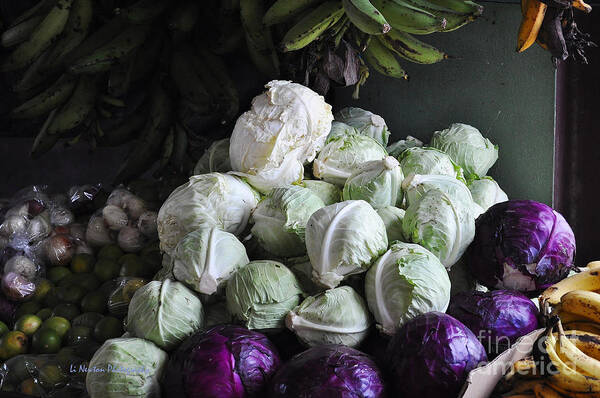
[
  {"x1": 162, "y1": 325, "x2": 281, "y2": 398},
  {"x1": 269, "y1": 345, "x2": 386, "y2": 398},
  {"x1": 447, "y1": 290, "x2": 539, "y2": 356},
  {"x1": 388, "y1": 311, "x2": 487, "y2": 398},
  {"x1": 468, "y1": 200, "x2": 576, "y2": 292}
]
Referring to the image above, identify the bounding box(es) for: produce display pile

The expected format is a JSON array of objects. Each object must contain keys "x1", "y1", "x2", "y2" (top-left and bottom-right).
[
  {"x1": 0, "y1": 80, "x2": 582, "y2": 397},
  {"x1": 0, "y1": 0, "x2": 484, "y2": 181}
]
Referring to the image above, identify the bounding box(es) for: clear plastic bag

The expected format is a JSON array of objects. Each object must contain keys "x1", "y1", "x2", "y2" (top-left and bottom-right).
[
  {"x1": 104, "y1": 277, "x2": 148, "y2": 318},
  {"x1": 0, "y1": 353, "x2": 88, "y2": 397},
  {"x1": 68, "y1": 184, "x2": 104, "y2": 216}
]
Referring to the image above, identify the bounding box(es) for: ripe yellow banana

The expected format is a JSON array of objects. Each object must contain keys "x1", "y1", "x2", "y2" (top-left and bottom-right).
[
  {"x1": 572, "y1": 0, "x2": 592, "y2": 12},
  {"x1": 2, "y1": 0, "x2": 73, "y2": 71},
  {"x1": 556, "y1": 321, "x2": 600, "y2": 378},
  {"x1": 540, "y1": 268, "x2": 600, "y2": 306},
  {"x1": 561, "y1": 290, "x2": 600, "y2": 324},
  {"x1": 517, "y1": 0, "x2": 547, "y2": 53},
  {"x1": 565, "y1": 322, "x2": 600, "y2": 336},
  {"x1": 545, "y1": 330, "x2": 600, "y2": 395}
]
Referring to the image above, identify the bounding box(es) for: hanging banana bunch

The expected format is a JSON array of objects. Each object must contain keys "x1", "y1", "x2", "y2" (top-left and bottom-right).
[
  {"x1": 517, "y1": 0, "x2": 594, "y2": 63},
  {"x1": 0, "y1": 0, "x2": 483, "y2": 183}
]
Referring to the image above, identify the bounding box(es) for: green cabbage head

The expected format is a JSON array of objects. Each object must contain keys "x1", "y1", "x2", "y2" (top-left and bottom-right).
[
  {"x1": 364, "y1": 242, "x2": 450, "y2": 335},
  {"x1": 376, "y1": 206, "x2": 406, "y2": 243},
  {"x1": 398, "y1": 147, "x2": 465, "y2": 182},
  {"x1": 342, "y1": 156, "x2": 404, "y2": 209},
  {"x1": 305, "y1": 200, "x2": 388, "y2": 288},
  {"x1": 171, "y1": 227, "x2": 249, "y2": 295},
  {"x1": 468, "y1": 176, "x2": 508, "y2": 212},
  {"x1": 157, "y1": 173, "x2": 259, "y2": 255},
  {"x1": 313, "y1": 134, "x2": 387, "y2": 186},
  {"x1": 286, "y1": 286, "x2": 371, "y2": 347},
  {"x1": 387, "y1": 136, "x2": 423, "y2": 158},
  {"x1": 127, "y1": 279, "x2": 204, "y2": 350},
  {"x1": 226, "y1": 260, "x2": 303, "y2": 330},
  {"x1": 430, "y1": 123, "x2": 498, "y2": 178},
  {"x1": 334, "y1": 107, "x2": 390, "y2": 146},
  {"x1": 301, "y1": 180, "x2": 341, "y2": 205},
  {"x1": 251, "y1": 186, "x2": 325, "y2": 257},
  {"x1": 86, "y1": 337, "x2": 168, "y2": 398}
]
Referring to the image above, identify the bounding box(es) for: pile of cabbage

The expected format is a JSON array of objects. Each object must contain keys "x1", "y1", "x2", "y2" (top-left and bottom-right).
[{"x1": 86, "y1": 81, "x2": 575, "y2": 398}]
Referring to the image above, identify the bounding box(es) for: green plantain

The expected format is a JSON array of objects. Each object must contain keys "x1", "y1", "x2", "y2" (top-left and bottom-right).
[
  {"x1": 364, "y1": 36, "x2": 408, "y2": 79},
  {"x1": 11, "y1": 73, "x2": 77, "y2": 119},
  {"x1": 240, "y1": 0, "x2": 280, "y2": 77},
  {"x1": 379, "y1": 29, "x2": 449, "y2": 64},
  {"x1": 343, "y1": 0, "x2": 391, "y2": 35},
  {"x1": 280, "y1": 1, "x2": 345, "y2": 51},
  {"x1": 371, "y1": 0, "x2": 447, "y2": 35},
  {"x1": 47, "y1": 75, "x2": 97, "y2": 135}
]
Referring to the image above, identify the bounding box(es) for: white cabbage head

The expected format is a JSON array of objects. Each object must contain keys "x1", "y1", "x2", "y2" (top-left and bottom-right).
[
  {"x1": 157, "y1": 173, "x2": 259, "y2": 255},
  {"x1": 301, "y1": 180, "x2": 341, "y2": 205},
  {"x1": 86, "y1": 337, "x2": 168, "y2": 398},
  {"x1": 229, "y1": 80, "x2": 333, "y2": 193},
  {"x1": 305, "y1": 200, "x2": 388, "y2": 289},
  {"x1": 376, "y1": 206, "x2": 406, "y2": 243},
  {"x1": 398, "y1": 147, "x2": 465, "y2": 182},
  {"x1": 171, "y1": 227, "x2": 249, "y2": 295},
  {"x1": 126, "y1": 279, "x2": 204, "y2": 350},
  {"x1": 334, "y1": 107, "x2": 390, "y2": 146},
  {"x1": 468, "y1": 177, "x2": 508, "y2": 212},
  {"x1": 342, "y1": 156, "x2": 404, "y2": 209},
  {"x1": 286, "y1": 286, "x2": 371, "y2": 347},
  {"x1": 430, "y1": 123, "x2": 498, "y2": 178},
  {"x1": 313, "y1": 134, "x2": 387, "y2": 186},
  {"x1": 251, "y1": 186, "x2": 325, "y2": 257},
  {"x1": 193, "y1": 138, "x2": 231, "y2": 175},
  {"x1": 364, "y1": 242, "x2": 450, "y2": 335}
]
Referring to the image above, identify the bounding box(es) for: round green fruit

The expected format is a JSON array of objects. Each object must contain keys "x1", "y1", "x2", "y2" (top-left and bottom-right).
[
  {"x1": 72, "y1": 313, "x2": 104, "y2": 329},
  {"x1": 14, "y1": 314, "x2": 42, "y2": 336},
  {"x1": 0, "y1": 331, "x2": 28, "y2": 360},
  {"x1": 36, "y1": 308, "x2": 53, "y2": 321},
  {"x1": 52, "y1": 303, "x2": 80, "y2": 320},
  {"x1": 70, "y1": 253, "x2": 95, "y2": 274},
  {"x1": 32, "y1": 279, "x2": 53, "y2": 302},
  {"x1": 97, "y1": 244, "x2": 123, "y2": 260},
  {"x1": 93, "y1": 316, "x2": 122, "y2": 343},
  {"x1": 93, "y1": 258, "x2": 120, "y2": 282},
  {"x1": 47, "y1": 267, "x2": 71, "y2": 284},
  {"x1": 66, "y1": 326, "x2": 92, "y2": 346},
  {"x1": 56, "y1": 285, "x2": 86, "y2": 304},
  {"x1": 32, "y1": 329, "x2": 61, "y2": 354},
  {"x1": 80, "y1": 291, "x2": 107, "y2": 314},
  {"x1": 0, "y1": 321, "x2": 9, "y2": 336},
  {"x1": 41, "y1": 316, "x2": 70, "y2": 338},
  {"x1": 15, "y1": 301, "x2": 41, "y2": 320}
]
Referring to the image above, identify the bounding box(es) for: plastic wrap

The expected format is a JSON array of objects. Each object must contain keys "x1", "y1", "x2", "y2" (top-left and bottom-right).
[
  {"x1": 104, "y1": 277, "x2": 148, "y2": 318},
  {"x1": 68, "y1": 184, "x2": 104, "y2": 215},
  {"x1": 0, "y1": 353, "x2": 88, "y2": 396}
]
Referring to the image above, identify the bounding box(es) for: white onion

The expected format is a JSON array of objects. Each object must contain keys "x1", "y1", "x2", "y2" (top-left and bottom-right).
[
  {"x1": 102, "y1": 205, "x2": 128, "y2": 231},
  {"x1": 118, "y1": 226, "x2": 146, "y2": 253}
]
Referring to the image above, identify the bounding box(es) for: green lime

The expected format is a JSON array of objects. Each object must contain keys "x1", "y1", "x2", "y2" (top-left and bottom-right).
[
  {"x1": 56, "y1": 285, "x2": 86, "y2": 304},
  {"x1": 97, "y1": 244, "x2": 123, "y2": 260},
  {"x1": 93, "y1": 316, "x2": 123, "y2": 343},
  {"x1": 20, "y1": 378, "x2": 43, "y2": 396},
  {"x1": 32, "y1": 329, "x2": 61, "y2": 354},
  {"x1": 70, "y1": 253, "x2": 95, "y2": 274},
  {"x1": 0, "y1": 331, "x2": 28, "y2": 360},
  {"x1": 72, "y1": 313, "x2": 104, "y2": 329},
  {"x1": 7, "y1": 355, "x2": 34, "y2": 382},
  {"x1": 52, "y1": 303, "x2": 80, "y2": 320},
  {"x1": 0, "y1": 321, "x2": 9, "y2": 337},
  {"x1": 15, "y1": 301, "x2": 41, "y2": 320},
  {"x1": 14, "y1": 314, "x2": 42, "y2": 336},
  {"x1": 31, "y1": 279, "x2": 53, "y2": 302},
  {"x1": 43, "y1": 288, "x2": 60, "y2": 308},
  {"x1": 38, "y1": 363, "x2": 67, "y2": 390},
  {"x1": 41, "y1": 316, "x2": 71, "y2": 339},
  {"x1": 57, "y1": 273, "x2": 78, "y2": 288},
  {"x1": 36, "y1": 308, "x2": 53, "y2": 321},
  {"x1": 93, "y1": 258, "x2": 120, "y2": 282},
  {"x1": 76, "y1": 273, "x2": 101, "y2": 292},
  {"x1": 80, "y1": 291, "x2": 107, "y2": 314},
  {"x1": 66, "y1": 326, "x2": 92, "y2": 346},
  {"x1": 47, "y1": 267, "x2": 71, "y2": 284},
  {"x1": 118, "y1": 253, "x2": 140, "y2": 265},
  {"x1": 118, "y1": 254, "x2": 146, "y2": 277}
]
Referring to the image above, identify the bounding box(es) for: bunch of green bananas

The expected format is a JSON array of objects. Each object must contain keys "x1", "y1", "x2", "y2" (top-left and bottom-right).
[
  {"x1": 0, "y1": 0, "x2": 238, "y2": 183},
  {"x1": 247, "y1": 0, "x2": 483, "y2": 83}
]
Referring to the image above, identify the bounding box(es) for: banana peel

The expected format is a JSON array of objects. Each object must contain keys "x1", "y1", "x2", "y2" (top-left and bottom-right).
[{"x1": 517, "y1": 0, "x2": 547, "y2": 53}]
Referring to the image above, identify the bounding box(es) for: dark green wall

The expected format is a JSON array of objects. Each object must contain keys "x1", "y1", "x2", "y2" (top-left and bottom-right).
[{"x1": 333, "y1": 2, "x2": 556, "y2": 205}]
